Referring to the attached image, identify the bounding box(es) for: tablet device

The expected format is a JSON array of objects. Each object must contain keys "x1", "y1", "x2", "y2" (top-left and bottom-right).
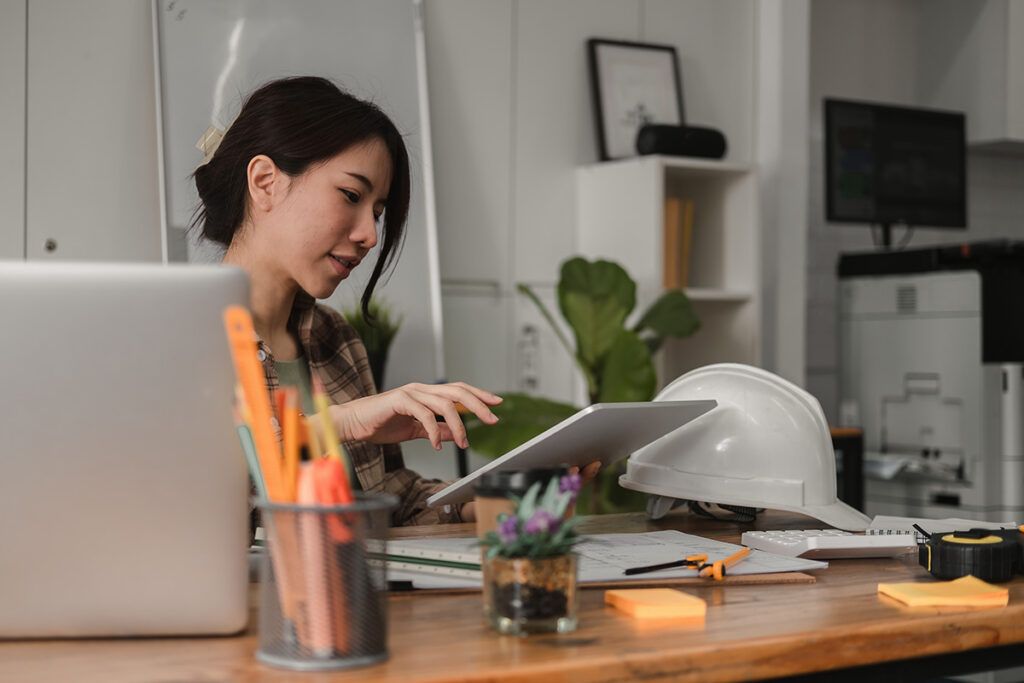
[{"x1": 426, "y1": 400, "x2": 717, "y2": 508}]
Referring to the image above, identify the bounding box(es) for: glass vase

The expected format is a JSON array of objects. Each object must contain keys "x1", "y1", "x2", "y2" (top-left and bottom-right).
[{"x1": 484, "y1": 553, "x2": 578, "y2": 635}]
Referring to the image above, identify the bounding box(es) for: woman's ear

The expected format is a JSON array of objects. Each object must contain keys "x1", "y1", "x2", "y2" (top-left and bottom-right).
[{"x1": 246, "y1": 154, "x2": 280, "y2": 214}]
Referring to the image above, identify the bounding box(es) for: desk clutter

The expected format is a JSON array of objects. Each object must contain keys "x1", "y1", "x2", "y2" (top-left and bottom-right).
[
  {"x1": 225, "y1": 302, "x2": 1022, "y2": 665},
  {"x1": 378, "y1": 530, "x2": 825, "y2": 590}
]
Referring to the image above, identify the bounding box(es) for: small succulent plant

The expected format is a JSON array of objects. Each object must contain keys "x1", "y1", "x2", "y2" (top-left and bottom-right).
[{"x1": 480, "y1": 473, "x2": 583, "y2": 559}]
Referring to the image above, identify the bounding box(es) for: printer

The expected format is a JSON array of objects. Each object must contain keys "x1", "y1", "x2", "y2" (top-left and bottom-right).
[{"x1": 839, "y1": 240, "x2": 1024, "y2": 522}]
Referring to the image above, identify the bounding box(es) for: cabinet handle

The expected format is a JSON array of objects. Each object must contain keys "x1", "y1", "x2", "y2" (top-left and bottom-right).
[{"x1": 44, "y1": 239, "x2": 58, "y2": 253}]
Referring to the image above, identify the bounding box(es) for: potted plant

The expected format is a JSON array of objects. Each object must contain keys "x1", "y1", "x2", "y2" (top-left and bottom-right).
[
  {"x1": 343, "y1": 297, "x2": 402, "y2": 390},
  {"x1": 466, "y1": 257, "x2": 700, "y2": 513},
  {"x1": 479, "y1": 472, "x2": 583, "y2": 635}
]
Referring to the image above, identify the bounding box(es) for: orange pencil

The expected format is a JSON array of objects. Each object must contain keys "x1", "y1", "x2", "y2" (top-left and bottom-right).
[
  {"x1": 223, "y1": 306, "x2": 284, "y2": 501},
  {"x1": 281, "y1": 387, "x2": 300, "y2": 503}
]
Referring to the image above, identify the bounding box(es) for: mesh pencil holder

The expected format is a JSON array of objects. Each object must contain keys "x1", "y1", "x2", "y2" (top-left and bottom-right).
[{"x1": 255, "y1": 493, "x2": 397, "y2": 671}]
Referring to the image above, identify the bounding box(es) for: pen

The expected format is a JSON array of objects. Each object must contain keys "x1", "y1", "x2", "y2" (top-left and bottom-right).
[
  {"x1": 624, "y1": 553, "x2": 708, "y2": 576},
  {"x1": 624, "y1": 547, "x2": 751, "y2": 581}
]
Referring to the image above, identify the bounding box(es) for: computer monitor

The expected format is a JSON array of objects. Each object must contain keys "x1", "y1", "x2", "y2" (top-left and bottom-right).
[
  {"x1": 824, "y1": 98, "x2": 967, "y2": 246},
  {"x1": 0, "y1": 261, "x2": 250, "y2": 637}
]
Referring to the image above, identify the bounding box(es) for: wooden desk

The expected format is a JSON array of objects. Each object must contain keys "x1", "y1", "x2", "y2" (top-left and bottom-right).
[{"x1": 4, "y1": 511, "x2": 1024, "y2": 683}]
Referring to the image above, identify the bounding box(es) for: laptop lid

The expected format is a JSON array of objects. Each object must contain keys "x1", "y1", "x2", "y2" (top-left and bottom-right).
[{"x1": 0, "y1": 262, "x2": 250, "y2": 637}]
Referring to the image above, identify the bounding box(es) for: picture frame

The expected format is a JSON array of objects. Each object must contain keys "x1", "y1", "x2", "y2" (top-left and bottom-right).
[{"x1": 587, "y1": 38, "x2": 685, "y2": 161}]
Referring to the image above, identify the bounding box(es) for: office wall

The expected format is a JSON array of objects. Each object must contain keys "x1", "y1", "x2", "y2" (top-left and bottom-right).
[
  {"x1": 0, "y1": 0, "x2": 25, "y2": 260},
  {"x1": 427, "y1": 0, "x2": 761, "y2": 398},
  {"x1": 807, "y1": 0, "x2": 1024, "y2": 422}
]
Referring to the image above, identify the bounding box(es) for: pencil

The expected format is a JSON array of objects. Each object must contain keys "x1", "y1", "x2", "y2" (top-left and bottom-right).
[
  {"x1": 297, "y1": 463, "x2": 333, "y2": 656},
  {"x1": 282, "y1": 387, "x2": 300, "y2": 503},
  {"x1": 223, "y1": 306, "x2": 284, "y2": 501}
]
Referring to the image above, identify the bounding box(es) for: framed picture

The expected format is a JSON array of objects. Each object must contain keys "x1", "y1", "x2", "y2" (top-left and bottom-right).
[{"x1": 587, "y1": 38, "x2": 685, "y2": 161}]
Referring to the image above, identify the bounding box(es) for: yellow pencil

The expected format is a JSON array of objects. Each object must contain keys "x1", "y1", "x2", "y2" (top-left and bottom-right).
[
  {"x1": 311, "y1": 375, "x2": 355, "y2": 501},
  {"x1": 311, "y1": 375, "x2": 343, "y2": 461},
  {"x1": 306, "y1": 415, "x2": 323, "y2": 460}
]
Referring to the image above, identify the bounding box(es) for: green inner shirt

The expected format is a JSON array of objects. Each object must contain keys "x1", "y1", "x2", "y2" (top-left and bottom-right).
[
  {"x1": 274, "y1": 355, "x2": 316, "y2": 417},
  {"x1": 274, "y1": 355, "x2": 361, "y2": 491}
]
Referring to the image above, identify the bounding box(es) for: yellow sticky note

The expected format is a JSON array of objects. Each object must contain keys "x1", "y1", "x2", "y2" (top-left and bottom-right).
[
  {"x1": 605, "y1": 589, "x2": 707, "y2": 620},
  {"x1": 877, "y1": 575, "x2": 1009, "y2": 608}
]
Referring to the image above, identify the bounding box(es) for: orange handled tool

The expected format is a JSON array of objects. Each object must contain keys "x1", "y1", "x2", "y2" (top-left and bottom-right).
[{"x1": 698, "y1": 547, "x2": 751, "y2": 581}]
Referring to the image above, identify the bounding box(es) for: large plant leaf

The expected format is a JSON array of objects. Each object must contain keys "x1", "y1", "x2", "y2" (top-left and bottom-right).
[
  {"x1": 557, "y1": 258, "x2": 636, "y2": 370},
  {"x1": 464, "y1": 393, "x2": 579, "y2": 458},
  {"x1": 634, "y1": 290, "x2": 700, "y2": 341},
  {"x1": 597, "y1": 330, "x2": 657, "y2": 403},
  {"x1": 517, "y1": 283, "x2": 597, "y2": 397}
]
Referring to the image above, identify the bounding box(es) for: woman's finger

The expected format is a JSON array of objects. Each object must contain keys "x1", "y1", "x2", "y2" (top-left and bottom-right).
[
  {"x1": 410, "y1": 389, "x2": 469, "y2": 449},
  {"x1": 451, "y1": 381, "x2": 503, "y2": 405},
  {"x1": 421, "y1": 384, "x2": 499, "y2": 425},
  {"x1": 397, "y1": 390, "x2": 445, "y2": 450},
  {"x1": 581, "y1": 460, "x2": 602, "y2": 480}
]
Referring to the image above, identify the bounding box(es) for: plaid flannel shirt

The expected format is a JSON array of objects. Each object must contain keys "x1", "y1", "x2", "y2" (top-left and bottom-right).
[{"x1": 257, "y1": 291, "x2": 462, "y2": 526}]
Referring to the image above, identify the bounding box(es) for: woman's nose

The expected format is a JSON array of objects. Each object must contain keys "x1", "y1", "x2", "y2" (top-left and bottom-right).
[{"x1": 352, "y1": 211, "x2": 379, "y2": 250}]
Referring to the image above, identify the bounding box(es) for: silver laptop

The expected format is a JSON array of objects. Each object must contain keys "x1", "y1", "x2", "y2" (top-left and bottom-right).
[{"x1": 0, "y1": 262, "x2": 250, "y2": 638}]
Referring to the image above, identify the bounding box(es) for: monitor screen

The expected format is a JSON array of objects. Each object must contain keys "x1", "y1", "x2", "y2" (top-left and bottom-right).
[{"x1": 825, "y1": 98, "x2": 966, "y2": 229}]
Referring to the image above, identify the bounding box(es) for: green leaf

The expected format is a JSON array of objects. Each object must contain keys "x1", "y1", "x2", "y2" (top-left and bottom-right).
[
  {"x1": 540, "y1": 476, "x2": 559, "y2": 513},
  {"x1": 557, "y1": 258, "x2": 636, "y2": 370},
  {"x1": 597, "y1": 330, "x2": 657, "y2": 403},
  {"x1": 518, "y1": 481, "x2": 542, "y2": 521},
  {"x1": 464, "y1": 393, "x2": 579, "y2": 459},
  {"x1": 552, "y1": 492, "x2": 572, "y2": 518},
  {"x1": 633, "y1": 289, "x2": 700, "y2": 342}
]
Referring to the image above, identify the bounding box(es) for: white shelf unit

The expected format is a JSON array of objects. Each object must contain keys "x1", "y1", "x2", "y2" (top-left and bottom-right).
[{"x1": 576, "y1": 155, "x2": 760, "y2": 385}]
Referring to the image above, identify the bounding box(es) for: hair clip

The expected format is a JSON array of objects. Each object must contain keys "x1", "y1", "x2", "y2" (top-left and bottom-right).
[{"x1": 195, "y1": 125, "x2": 226, "y2": 165}]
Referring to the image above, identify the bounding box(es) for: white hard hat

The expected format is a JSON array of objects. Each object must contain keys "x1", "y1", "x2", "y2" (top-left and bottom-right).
[{"x1": 619, "y1": 363, "x2": 870, "y2": 531}]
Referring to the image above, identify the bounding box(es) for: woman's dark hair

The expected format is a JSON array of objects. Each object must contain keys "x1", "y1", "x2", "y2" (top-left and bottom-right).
[{"x1": 192, "y1": 76, "x2": 410, "y2": 320}]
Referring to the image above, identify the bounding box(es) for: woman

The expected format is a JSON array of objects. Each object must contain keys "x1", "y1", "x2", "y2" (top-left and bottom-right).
[{"x1": 193, "y1": 77, "x2": 597, "y2": 525}]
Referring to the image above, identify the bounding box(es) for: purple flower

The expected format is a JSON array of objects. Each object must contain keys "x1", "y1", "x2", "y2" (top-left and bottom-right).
[
  {"x1": 498, "y1": 515, "x2": 520, "y2": 543},
  {"x1": 559, "y1": 473, "x2": 582, "y2": 496},
  {"x1": 524, "y1": 509, "x2": 559, "y2": 535}
]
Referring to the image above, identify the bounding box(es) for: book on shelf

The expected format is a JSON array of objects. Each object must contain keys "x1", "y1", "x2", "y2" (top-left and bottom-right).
[{"x1": 663, "y1": 197, "x2": 694, "y2": 290}]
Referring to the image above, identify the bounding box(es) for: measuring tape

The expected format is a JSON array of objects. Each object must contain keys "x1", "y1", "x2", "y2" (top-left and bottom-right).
[{"x1": 918, "y1": 526, "x2": 1023, "y2": 582}]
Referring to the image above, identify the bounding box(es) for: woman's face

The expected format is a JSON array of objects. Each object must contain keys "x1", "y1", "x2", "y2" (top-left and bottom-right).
[{"x1": 254, "y1": 138, "x2": 392, "y2": 299}]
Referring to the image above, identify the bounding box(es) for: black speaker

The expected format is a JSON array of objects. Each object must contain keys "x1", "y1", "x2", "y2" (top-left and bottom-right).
[{"x1": 635, "y1": 124, "x2": 728, "y2": 159}]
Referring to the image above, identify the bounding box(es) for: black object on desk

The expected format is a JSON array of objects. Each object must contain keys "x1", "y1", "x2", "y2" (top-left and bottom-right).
[{"x1": 831, "y1": 428, "x2": 864, "y2": 512}]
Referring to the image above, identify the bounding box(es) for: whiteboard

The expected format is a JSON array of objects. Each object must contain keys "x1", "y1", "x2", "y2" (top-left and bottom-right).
[{"x1": 153, "y1": 0, "x2": 445, "y2": 388}]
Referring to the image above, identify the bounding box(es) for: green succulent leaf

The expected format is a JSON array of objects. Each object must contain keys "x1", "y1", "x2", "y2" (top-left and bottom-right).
[
  {"x1": 597, "y1": 330, "x2": 657, "y2": 403},
  {"x1": 558, "y1": 258, "x2": 636, "y2": 369},
  {"x1": 464, "y1": 393, "x2": 579, "y2": 459},
  {"x1": 633, "y1": 289, "x2": 700, "y2": 342},
  {"x1": 518, "y1": 481, "x2": 542, "y2": 521}
]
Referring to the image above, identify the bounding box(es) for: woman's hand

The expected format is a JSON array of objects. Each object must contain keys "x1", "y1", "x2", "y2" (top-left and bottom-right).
[{"x1": 331, "y1": 381, "x2": 502, "y2": 450}]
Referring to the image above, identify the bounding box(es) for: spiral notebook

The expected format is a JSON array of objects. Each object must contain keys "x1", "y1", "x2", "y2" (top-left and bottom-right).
[{"x1": 867, "y1": 515, "x2": 1018, "y2": 543}]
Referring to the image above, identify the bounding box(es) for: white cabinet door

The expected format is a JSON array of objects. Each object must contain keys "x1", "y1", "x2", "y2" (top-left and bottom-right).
[
  {"x1": 25, "y1": 0, "x2": 161, "y2": 261},
  {"x1": 0, "y1": 0, "x2": 25, "y2": 260}
]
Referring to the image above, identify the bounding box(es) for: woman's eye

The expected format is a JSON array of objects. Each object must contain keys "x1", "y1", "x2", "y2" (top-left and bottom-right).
[{"x1": 341, "y1": 189, "x2": 360, "y2": 203}]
